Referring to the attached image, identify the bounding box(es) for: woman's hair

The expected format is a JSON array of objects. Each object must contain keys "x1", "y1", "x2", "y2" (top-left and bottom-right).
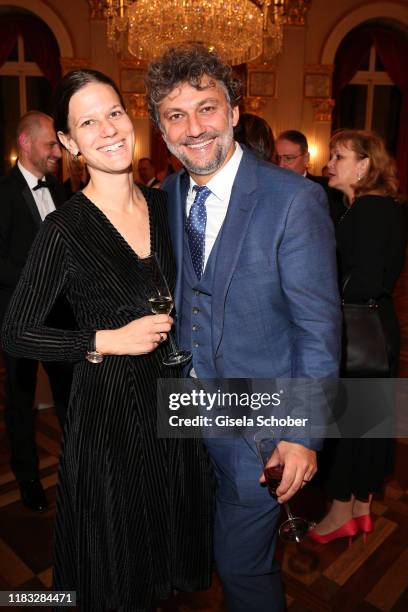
[
  {"x1": 234, "y1": 113, "x2": 275, "y2": 162},
  {"x1": 145, "y1": 44, "x2": 242, "y2": 128},
  {"x1": 330, "y1": 129, "x2": 403, "y2": 202},
  {"x1": 54, "y1": 69, "x2": 125, "y2": 134}
]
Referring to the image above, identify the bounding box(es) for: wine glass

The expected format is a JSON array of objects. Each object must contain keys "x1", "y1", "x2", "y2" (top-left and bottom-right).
[
  {"x1": 254, "y1": 431, "x2": 310, "y2": 543},
  {"x1": 145, "y1": 253, "x2": 192, "y2": 367}
]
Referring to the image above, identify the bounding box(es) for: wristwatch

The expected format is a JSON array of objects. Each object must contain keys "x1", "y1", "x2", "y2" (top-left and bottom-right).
[{"x1": 86, "y1": 331, "x2": 104, "y2": 364}]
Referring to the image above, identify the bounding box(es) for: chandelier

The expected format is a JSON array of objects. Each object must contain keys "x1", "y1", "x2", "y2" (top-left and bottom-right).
[{"x1": 104, "y1": 1, "x2": 311, "y2": 64}]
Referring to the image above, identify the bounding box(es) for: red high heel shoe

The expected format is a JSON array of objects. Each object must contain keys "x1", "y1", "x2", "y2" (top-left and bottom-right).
[
  {"x1": 308, "y1": 518, "x2": 358, "y2": 547},
  {"x1": 354, "y1": 514, "x2": 374, "y2": 543}
]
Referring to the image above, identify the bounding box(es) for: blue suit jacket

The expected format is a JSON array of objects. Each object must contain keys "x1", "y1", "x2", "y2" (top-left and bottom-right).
[{"x1": 164, "y1": 146, "x2": 341, "y2": 380}]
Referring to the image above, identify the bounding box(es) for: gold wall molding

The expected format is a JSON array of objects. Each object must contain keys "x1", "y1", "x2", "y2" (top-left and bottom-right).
[
  {"x1": 285, "y1": 0, "x2": 312, "y2": 26},
  {"x1": 304, "y1": 64, "x2": 334, "y2": 76},
  {"x1": 304, "y1": 65, "x2": 334, "y2": 99},
  {"x1": 124, "y1": 93, "x2": 148, "y2": 118},
  {"x1": 243, "y1": 96, "x2": 267, "y2": 115},
  {"x1": 119, "y1": 59, "x2": 148, "y2": 70},
  {"x1": 247, "y1": 58, "x2": 278, "y2": 70},
  {"x1": 244, "y1": 60, "x2": 275, "y2": 116},
  {"x1": 88, "y1": 1, "x2": 106, "y2": 21},
  {"x1": 60, "y1": 58, "x2": 91, "y2": 76},
  {"x1": 312, "y1": 98, "x2": 335, "y2": 122}
]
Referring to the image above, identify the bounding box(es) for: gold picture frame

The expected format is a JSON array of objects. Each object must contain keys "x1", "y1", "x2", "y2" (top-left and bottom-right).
[
  {"x1": 248, "y1": 71, "x2": 275, "y2": 97},
  {"x1": 304, "y1": 74, "x2": 331, "y2": 98},
  {"x1": 120, "y1": 68, "x2": 146, "y2": 94}
]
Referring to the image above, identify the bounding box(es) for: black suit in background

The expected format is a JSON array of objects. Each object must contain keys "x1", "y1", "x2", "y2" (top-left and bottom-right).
[
  {"x1": 306, "y1": 172, "x2": 346, "y2": 224},
  {"x1": 0, "y1": 164, "x2": 74, "y2": 482}
]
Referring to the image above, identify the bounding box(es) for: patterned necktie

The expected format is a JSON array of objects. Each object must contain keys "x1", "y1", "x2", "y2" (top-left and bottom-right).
[{"x1": 186, "y1": 185, "x2": 212, "y2": 279}]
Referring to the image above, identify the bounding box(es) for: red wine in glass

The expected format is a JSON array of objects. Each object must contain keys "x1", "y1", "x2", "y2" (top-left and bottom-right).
[
  {"x1": 254, "y1": 432, "x2": 310, "y2": 543},
  {"x1": 264, "y1": 465, "x2": 284, "y2": 495}
]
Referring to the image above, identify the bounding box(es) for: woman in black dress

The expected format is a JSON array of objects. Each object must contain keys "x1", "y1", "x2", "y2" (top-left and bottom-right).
[
  {"x1": 309, "y1": 129, "x2": 406, "y2": 544},
  {"x1": 1, "y1": 69, "x2": 213, "y2": 610}
]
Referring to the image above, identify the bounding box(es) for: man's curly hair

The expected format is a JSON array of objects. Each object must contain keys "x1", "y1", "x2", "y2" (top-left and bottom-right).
[{"x1": 145, "y1": 44, "x2": 242, "y2": 128}]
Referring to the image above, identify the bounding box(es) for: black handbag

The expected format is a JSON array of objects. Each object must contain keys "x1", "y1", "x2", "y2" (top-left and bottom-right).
[{"x1": 341, "y1": 276, "x2": 391, "y2": 376}]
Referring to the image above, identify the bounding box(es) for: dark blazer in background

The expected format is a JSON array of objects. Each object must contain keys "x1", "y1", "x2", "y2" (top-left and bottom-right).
[
  {"x1": 0, "y1": 165, "x2": 70, "y2": 322},
  {"x1": 0, "y1": 164, "x2": 74, "y2": 482}
]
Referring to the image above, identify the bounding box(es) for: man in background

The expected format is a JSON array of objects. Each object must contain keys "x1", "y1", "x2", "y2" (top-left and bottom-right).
[
  {"x1": 137, "y1": 157, "x2": 160, "y2": 187},
  {"x1": 276, "y1": 130, "x2": 344, "y2": 222},
  {"x1": 0, "y1": 111, "x2": 73, "y2": 512}
]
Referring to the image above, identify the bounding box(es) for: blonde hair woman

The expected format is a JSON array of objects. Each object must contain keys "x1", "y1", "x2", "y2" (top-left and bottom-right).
[{"x1": 309, "y1": 130, "x2": 406, "y2": 544}]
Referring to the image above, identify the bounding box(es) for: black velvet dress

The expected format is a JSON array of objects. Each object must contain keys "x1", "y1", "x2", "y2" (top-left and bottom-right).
[{"x1": 1, "y1": 188, "x2": 213, "y2": 611}]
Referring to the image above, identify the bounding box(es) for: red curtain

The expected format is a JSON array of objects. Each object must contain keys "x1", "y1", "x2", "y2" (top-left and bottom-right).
[
  {"x1": 0, "y1": 21, "x2": 19, "y2": 68},
  {"x1": 332, "y1": 26, "x2": 408, "y2": 194},
  {"x1": 0, "y1": 16, "x2": 61, "y2": 88},
  {"x1": 374, "y1": 29, "x2": 408, "y2": 196},
  {"x1": 332, "y1": 30, "x2": 372, "y2": 101}
]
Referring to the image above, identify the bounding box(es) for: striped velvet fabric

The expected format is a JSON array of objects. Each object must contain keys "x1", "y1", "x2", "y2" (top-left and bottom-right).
[{"x1": 1, "y1": 188, "x2": 213, "y2": 610}]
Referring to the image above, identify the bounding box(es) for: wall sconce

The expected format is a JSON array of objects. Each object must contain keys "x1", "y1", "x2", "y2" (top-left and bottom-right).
[{"x1": 308, "y1": 144, "x2": 318, "y2": 158}]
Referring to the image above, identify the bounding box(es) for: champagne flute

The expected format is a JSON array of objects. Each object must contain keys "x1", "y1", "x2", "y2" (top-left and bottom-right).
[
  {"x1": 145, "y1": 253, "x2": 192, "y2": 367},
  {"x1": 254, "y1": 431, "x2": 310, "y2": 543}
]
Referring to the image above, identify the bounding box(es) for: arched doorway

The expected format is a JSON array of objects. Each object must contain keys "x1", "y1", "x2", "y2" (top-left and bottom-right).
[
  {"x1": 0, "y1": 0, "x2": 73, "y2": 57},
  {"x1": 330, "y1": 20, "x2": 408, "y2": 192},
  {"x1": 332, "y1": 22, "x2": 404, "y2": 155},
  {"x1": 0, "y1": 7, "x2": 62, "y2": 175}
]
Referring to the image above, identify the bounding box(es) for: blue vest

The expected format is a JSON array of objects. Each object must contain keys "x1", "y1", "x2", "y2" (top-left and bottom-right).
[{"x1": 179, "y1": 227, "x2": 223, "y2": 378}]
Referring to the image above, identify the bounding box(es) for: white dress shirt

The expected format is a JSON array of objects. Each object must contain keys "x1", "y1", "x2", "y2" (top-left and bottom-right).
[
  {"x1": 186, "y1": 142, "x2": 243, "y2": 271},
  {"x1": 18, "y1": 161, "x2": 56, "y2": 221}
]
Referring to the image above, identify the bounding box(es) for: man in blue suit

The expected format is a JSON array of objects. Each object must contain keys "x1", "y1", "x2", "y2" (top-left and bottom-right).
[{"x1": 146, "y1": 45, "x2": 341, "y2": 611}]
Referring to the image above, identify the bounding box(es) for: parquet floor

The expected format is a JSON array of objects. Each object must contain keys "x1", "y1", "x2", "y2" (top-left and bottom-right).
[{"x1": 0, "y1": 404, "x2": 407, "y2": 612}]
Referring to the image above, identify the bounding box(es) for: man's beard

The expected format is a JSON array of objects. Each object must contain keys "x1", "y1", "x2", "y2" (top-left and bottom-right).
[
  {"x1": 163, "y1": 116, "x2": 234, "y2": 176},
  {"x1": 32, "y1": 157, "x2": 57, "y2": 176}
]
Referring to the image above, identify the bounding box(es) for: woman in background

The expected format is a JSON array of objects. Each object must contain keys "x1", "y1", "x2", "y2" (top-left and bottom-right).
[
  {"x1": 1, "y1": 69, "x2": 213, "y2": 610},
  {"x1": 234, "y1": 112, "x2": 275, "y2": 162},
  {"x1": 309, "y1": 129, "x2": 406, "y2": 544}
]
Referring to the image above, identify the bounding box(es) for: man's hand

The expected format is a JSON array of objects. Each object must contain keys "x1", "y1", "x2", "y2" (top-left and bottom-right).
[{"x1": 260, "y1": 441, "x2": 316, "y2": 503}]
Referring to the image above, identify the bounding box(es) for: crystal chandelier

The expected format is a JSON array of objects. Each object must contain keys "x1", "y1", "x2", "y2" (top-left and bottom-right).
[{"x1": 105, "y1": 1, "x2": 311, "y2": 64}]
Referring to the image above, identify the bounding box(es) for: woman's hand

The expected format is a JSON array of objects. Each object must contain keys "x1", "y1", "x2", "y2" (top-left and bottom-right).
[{"x1": 95, "y1": 314, "x2": 173, "y2": 356}]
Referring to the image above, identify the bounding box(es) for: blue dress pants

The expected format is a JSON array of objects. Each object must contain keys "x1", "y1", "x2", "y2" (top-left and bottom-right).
[{"x1": 206, "y1": 436, "x2": 285, "y2": 612}]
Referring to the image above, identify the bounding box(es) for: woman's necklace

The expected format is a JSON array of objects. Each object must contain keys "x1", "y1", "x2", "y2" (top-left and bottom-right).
[{"x1": 337, "y1": 200, "x2": 354, "y2": 224}]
